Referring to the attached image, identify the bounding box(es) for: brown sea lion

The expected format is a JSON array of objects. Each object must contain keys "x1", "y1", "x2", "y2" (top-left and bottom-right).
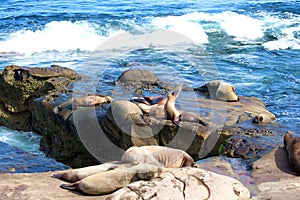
[
  {"x1": 131, "y1": 95, "x2": 167, "y2": 114},
  {"x1": 52, "y1": 161, "x2": 122, "y2": 182},
  {"x1": 121, "y1": 145, "x2": 195, "y2": 168},
  {"x1": 284, "y1": 132, "x2": 300, "y2": 174},
  {"x1": 164, "y1": 89, "x2": 207, "y2": 127},
  {"x1": 131, "y1": 83, "x2": 182, "y2": 116},
  {"x1": 60, "y1": 163, "x2": 162, "y2": 195},
  {"x1": 196, "y1": 80, "x2": 239, "y2": 102}
]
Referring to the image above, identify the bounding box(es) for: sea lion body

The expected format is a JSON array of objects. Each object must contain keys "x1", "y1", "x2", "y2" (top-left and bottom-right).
[
  {"x1": 73, "y1": 95, "x2": 112, "y2": 109},
  {"x1": 165, "y1": 92, "x2": 181, "y2": 125},
  {"x1": 131, "y1": 96, "x2": 167, "y2": 114},
  {"x1": 284, "y1": 132, "x2": 300, "y2": 174},
  {"x1": 58, "y1": 95, "x2": 112, "y2": 111},
  {"x1": 164, "y1": 89, "x2": 207, "y2": 126},
  {"x1": 60, "y1": 163, "x2": 162, "y2": 195},
  {"x1": 121, "y1": 146, "x2": 195, "y2": 168},
  {"x1": 52, "y1": 161, "x2": 122, "y2": 182},
  {"x1": 197, "y1": 80, "x2": 239, "y2": 102}
]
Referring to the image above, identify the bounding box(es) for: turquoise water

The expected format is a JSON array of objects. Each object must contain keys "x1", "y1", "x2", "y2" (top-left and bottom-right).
[{"x1": 0, "y1": 0, "x2": 299, "y2": 172}]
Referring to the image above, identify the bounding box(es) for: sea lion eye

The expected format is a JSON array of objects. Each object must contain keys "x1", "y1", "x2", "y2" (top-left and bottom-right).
[{"x1": 231, "y1": 86, "x2": 235, "y2": 92}]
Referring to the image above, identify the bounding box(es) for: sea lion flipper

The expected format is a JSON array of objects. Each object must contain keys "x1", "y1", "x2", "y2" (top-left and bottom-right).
[
  {"x1": 172, "y1": 83, "x2": 182, "y2": 98},
  {"x1": 173, "y1": 120, "x2": 181, "y2": 127},
  {"x1": 60, "y1": 183, "x2": 77, "y2": 191},
  {"x1": 199, "y1": 119, "x2": 208, "y2": 127}
]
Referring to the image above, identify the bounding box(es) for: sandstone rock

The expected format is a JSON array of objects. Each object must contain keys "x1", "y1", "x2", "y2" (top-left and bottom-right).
[
  {"x1": 0, "y1": 172, "x2": 108, "y2": 200},
  {"x1": 108, "y1": 167, "x2": 251, "y2": 200},
  {"x1": 251, "y1": 147, "x2": 300, "y2": 200}
]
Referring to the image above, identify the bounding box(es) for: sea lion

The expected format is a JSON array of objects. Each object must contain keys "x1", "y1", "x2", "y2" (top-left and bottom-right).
[
  {"x1": 164, "y1": 90, "x2": 207, "y2": 127},
  {"x1": 58, "y1": 95, "x2": 112, "y2": 110},
  {"x1": 121, "y1": 145, "x2": 195, "y2": 168},
  {"x1": 284, "y1": 132, "x2": 300, "y2": 174},
  {"x1": 252, "y1": 113, "x2": 276, "y2": 124},
  {"x1": 60, "y1": 163, "x2": 162, "y2": 195},
  {"x1": 131, "y1": 83, "x2": 182, "y2": 116},
  {"x1": 52, "y1": 161, "x2": 122, "y2": 182},
  {"x1": 131, "y1": 95, "x2": 167, "y2": 114},
  {"x1": 196, "y1": 80, "x2": 239, "y2": 102}
]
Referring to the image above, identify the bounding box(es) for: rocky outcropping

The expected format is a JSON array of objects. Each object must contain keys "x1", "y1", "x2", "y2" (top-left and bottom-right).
[
  {"x1": 107, "y1": 167, "x2": 250, "y2": 200},
  {"x1": 0, "y1": 65, "x2": 78, "y2": 131},
  {"x1": 0, "y1": 65, "x2": 277, "y2": 167}
]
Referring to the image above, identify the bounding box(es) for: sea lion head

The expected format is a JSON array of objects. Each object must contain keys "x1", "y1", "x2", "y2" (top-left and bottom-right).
[
  {"x1": 216, "y1": 81, "x2": 239, "y2": 102},
  {"x1": 252, "y1": 113, "x2": 275, "y2": 124}
]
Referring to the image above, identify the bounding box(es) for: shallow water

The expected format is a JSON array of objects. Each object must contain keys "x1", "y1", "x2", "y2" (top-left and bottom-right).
[{"x1": 0, "y1": 0, "x2": 299, "y2": 172}]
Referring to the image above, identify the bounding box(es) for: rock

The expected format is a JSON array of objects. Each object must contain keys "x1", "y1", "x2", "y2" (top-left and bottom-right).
[
  {"x1": 100, "y1": 100, "x2": 232, "y2": 160},
  {"x1": 32, "y1": 93, "x2": 105, "y2": 168},
  {"x1": 221, "y1": 126, "x2": 276, "y2": 159},
  {"x1": 0, "y1": 66, "x2": 277, "y2": 167},
  {"x1": 116, "y1": 69, "x2": 160, "y2": 86},
  {"x1": 0, "y1": 172, "x2": 108, "y2": 200},
  {"x1": 0, "y1": 65, "x2": 78, "y2": 131},
  {"x1": 251, "y1": 147, "x2": 300, "y2": 200},
  {"x1": 107, "y1": 167, "x2": 251, "y2": 200}
]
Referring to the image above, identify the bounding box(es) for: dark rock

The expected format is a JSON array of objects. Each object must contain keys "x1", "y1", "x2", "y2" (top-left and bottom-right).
[
  {"x1": 32, "y1": 93, "x2": 103, "y2": 168},
  {"x1": 0, "y1": 65, "x2": 78, "y2": 131},
  {"x1": 116, "y1": 69, "x2": 160, "y2": 86}
]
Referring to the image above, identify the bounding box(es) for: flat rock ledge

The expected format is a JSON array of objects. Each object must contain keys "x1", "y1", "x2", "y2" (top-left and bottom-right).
[{"x1": 0, "y1": 167, "x2": 250, "y2": 200}]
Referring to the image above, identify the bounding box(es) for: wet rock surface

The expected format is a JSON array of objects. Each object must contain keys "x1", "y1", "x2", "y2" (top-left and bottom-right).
[{"x1": 0, "y1": 65, "x2": 78, "y2": 131}]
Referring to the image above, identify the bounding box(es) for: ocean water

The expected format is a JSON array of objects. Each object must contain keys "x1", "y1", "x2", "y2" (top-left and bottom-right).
[{"x1": 0, "y1": 0, "x2": 299, "y2": 172}]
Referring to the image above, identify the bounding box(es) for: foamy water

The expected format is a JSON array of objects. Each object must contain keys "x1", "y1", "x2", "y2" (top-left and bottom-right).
[{"x1": 0, "y1": 10, "x2": 300, "y2": 56}]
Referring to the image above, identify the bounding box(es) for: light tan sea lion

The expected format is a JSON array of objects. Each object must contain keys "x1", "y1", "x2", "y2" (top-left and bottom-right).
[
  {"x1": 284, "y1": 132, "x2": 300, "y2": 174},
  {"x1": 52, "y1": 161, "x2": 122, "y2": 182},
  {"x1": 72, "y1": 95, "x2": 112, "y2": 109},
  {"x1": 60, "y1": 163, "x2": 162, "y2": 195},
  {"x1": 196, "y1": 80, "x2": 239, "y2": 102},
  {"x1": 164, "y1": 90, "x2": 207, "y2": 127},
  {"x1": 58, "y1": 95, "x2": 112, "y2": 110},
  {"x1": 121, "y1": 145, "x2": 195, "y2": 168}
]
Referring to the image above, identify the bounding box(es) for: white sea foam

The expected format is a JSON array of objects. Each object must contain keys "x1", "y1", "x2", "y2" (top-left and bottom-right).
[
  {"x1": 0, "y1": 127, "x2": 41, "y2": 154},
  {"x1": 261, "y1": 14, "x2": 300, "y2": 50},
  {"x1": 181, "y1": 11, "x2": 264, "y2": 40},
  {"x1": 149, "y1": 15, "x2": 209, "y2": 44},
  {"x1": 0, "y1": 21, "x2": 110, "y2": 55}
]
